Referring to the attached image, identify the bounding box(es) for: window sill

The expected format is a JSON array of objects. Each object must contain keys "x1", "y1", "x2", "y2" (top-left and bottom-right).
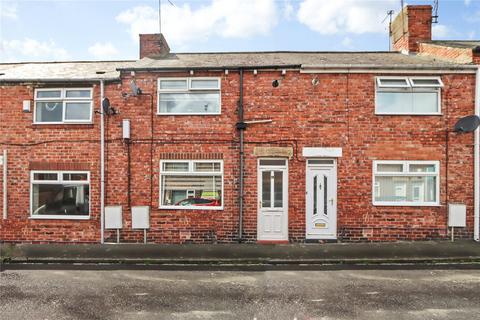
[
  {"x1": 156, "y1": 113, "x2": 222, "y2": 116},
  {"x1": 29, "y1": 215, "x2": 91, "y2": 220},
  {"x1": 374, "y1": 113, "x2": 442, "y2": 116},
  {"x1": 372, "y1": 202, "x2": 441, "y2": 207},
  {"x1": 31, "y1": 123, "x2": 94, "y2": 129},
  {"x1": 159, "y1": 206, "x2": 224, "y2": 211}
]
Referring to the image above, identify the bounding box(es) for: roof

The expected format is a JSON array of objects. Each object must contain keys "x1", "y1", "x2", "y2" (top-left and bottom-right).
[
  {"x1": 0, "y1": 51, "x2": 476, "y2": 82},
  {"x1": 118, "y1": 51, "x2": 477, "y2": 71},
  {"x1": 425, "y1": 41, "x2": 480, "y2": 50},
  {"x1": 0, "y1": 60, "x2": 135, "y2": 82}
]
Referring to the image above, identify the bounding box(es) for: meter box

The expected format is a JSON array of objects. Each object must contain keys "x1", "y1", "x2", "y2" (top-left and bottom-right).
[
  {"x1": 105, "y1": 206, "x2": 122, "y2": 229},
  {"x1": 132, "y1": 206, "x2": 150, "y2": 229},
  {"x1": 448, "y1": 204, "x2": 466, "y2": 227}
]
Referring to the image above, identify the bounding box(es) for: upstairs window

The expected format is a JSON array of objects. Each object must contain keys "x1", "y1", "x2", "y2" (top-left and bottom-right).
[
  {"x1": 31, "y1": 171, "x2": 90, "y2": 219},
  {"x1": 160, "y1": 160, "x2": 223, "y2": 209},
  {"x1": 375, "y1": 77, "x2": 443, "y2": 115},
  {"x1": 158, "y1": 78, "x2": 221, "y2": 115},
  {"x1": 34, "y1": 88, "x2": 93, "y2": 124},
  {"x1": 373, "y1": 161, "x2": 439, "y2": 206}
]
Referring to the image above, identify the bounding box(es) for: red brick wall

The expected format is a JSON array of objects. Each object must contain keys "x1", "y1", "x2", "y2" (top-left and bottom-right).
[
  {"x1": 393, "y1": 5, "x2": 432, "y2": 53},
  {"x1": 239, "y1": 72, "x2": 474, "y2": 242},
  {"x1": 139, "y1": 34, "x2": 170, "y2": 59},
  {"x1": 0, "y1": 83, "x2": 102, "y2": 243},
  {"x1": 419, "y1": 43, "x2": 475, "y2": 64},
  {"x1": 0, "y1": 70, "x2": 476, "y2": 243}
]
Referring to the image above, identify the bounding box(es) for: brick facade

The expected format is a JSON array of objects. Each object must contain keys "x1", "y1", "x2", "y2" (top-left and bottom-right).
[
  {"x1": 1, "y1": 4, "x2": 478, "y2": 244},
  {"x1": 419, "y1": 43, "x2": 475, "y2": 64},
  {"x1": 139, "y1": 34, "x2": 170, "y2": 59}
]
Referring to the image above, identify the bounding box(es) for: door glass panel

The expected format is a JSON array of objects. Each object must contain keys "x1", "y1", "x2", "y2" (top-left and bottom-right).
[
  {"x1": 308, "y1": 159, "x2": 334, "y2": 165},
  {"x1": 262, "y1": 171, "x2": 271, "y2": 208},
  {"x1": 323, "y1": 175, "x2": 328, "y2": 215},
  {"x1": 273, "y1": 171, "x2": 283, "y2": 208},
  {"x1": 313, "y1": 175, "x2": 318, "y2": 215},
  {"x1": 259, "y1": 159, "x2": 286, "y2": 166}
]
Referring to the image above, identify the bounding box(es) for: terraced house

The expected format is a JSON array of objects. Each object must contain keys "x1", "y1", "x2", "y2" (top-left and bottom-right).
[{"x1": 1, "y1": 5, "x2": 480, "y2": 244}]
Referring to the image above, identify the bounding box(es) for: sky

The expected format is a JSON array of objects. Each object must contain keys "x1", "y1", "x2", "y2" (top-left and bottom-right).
[{"x1": 0, "y1": 0, "x2": 479, "y2": 63}]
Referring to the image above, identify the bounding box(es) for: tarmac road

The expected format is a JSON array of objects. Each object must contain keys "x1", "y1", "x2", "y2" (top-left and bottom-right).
[{"x1": 1, "y1": 269, "x2": 480, "y2": 320}]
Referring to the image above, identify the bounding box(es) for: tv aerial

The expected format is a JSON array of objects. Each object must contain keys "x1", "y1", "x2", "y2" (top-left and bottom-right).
[{"x1": 130, "y1": 79, "x2": 142, "y2": 96}]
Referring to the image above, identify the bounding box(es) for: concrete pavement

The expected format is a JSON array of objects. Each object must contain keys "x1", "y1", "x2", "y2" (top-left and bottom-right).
[{"x1": 2, "y1": 240, "x2": 480, "y2": 269}]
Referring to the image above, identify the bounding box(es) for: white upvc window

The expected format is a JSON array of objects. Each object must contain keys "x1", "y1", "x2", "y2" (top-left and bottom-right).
[
  {"x1": 159, "y1": 160, "x2": 223, "y2": 210},
  {"x1": 157, "y1": 77, "x2": 221, "y2": 115},
  {"x1": 375, "y1": 76, "x2": 443, "y2": 115},
  {"x1": 372, "y1": 161, "x2": 440, "y2": 206},
  {"x1": 30, "y1": 171, "x2": 90, "y2": 219},
  {"x1": 34, "y1": 88, "x2": 93, "y2": 124}
]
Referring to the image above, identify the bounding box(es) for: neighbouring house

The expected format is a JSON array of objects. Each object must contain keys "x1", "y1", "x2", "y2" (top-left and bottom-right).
[{"x1": 0, "y1": 5, "x2": 479, "y2": 244}]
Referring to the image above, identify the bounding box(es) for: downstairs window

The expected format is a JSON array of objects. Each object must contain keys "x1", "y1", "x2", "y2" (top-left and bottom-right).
[
  {"x1": 31, "y1": 171, "x2": 90, "y2": 218},
  {"x1": 373, "y1": 161, "x2": 439, "y2": 206},
  {"x1": 160, "y1": 160, "x2": 223, "y2": 209}
]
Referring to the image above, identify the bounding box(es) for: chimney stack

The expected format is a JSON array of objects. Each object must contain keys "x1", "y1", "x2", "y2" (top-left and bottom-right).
[
  {"x1": 139, "y1": 33, "x2": 170, "y2": 59},
  {"x1": 391, "y1": 5, "x2": 432, "y2": 54}
]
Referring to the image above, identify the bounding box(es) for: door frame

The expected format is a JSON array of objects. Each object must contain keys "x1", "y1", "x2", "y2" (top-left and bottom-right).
[
  {"x1": 257, "y1": 158, "x2": 289, "y2": 241},
  {"x1": 305, "y1": 158, "x2": 337, "y2": 240}
]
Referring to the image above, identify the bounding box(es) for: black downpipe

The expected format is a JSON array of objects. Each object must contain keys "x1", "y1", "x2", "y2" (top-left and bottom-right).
[{"x1": 236, "y1": 69, "x2": 246, "y2": 243}]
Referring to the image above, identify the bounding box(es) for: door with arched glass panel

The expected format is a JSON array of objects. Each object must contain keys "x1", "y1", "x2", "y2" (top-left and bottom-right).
[{"x1": 306, "y1": 159, "x2": 337, "y2": 239}]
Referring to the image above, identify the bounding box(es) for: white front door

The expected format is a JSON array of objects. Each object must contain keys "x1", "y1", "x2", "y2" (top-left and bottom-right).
[
  {"x1": 306, "y1": 159, "x2": 337, "y2": 239},
  {"x1": 257, "y1": 159, "x2": 288, "y2": 241}
]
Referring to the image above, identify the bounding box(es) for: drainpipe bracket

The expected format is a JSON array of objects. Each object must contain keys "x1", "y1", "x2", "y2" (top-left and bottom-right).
[{"x1": 236, "y1": 122, "x2": 247, "y2": 130}]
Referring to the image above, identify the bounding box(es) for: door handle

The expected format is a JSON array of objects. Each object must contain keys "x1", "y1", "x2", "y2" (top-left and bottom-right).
[{"x1": 329, "y1": 198, "x2": 334, "y2": 205}]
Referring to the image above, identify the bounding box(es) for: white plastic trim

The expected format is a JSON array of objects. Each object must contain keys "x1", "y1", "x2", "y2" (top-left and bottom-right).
[{"x1": 302, "y1": 147, "x2": 342, "y2": 158}]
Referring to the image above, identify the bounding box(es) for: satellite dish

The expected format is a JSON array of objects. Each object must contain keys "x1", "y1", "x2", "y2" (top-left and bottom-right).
[
  {"x1": 454, "y1": 115, "x2": 480, "y2": 133},
  {"x1": 130, "y1": 80, "x2": 142, "y2": 96},
  {"x1": 102, "y1": 98, "x2": 111, "y2": 115},
  {"x1": 102, "y1": 97, "x2": 118, "y2": 116}
]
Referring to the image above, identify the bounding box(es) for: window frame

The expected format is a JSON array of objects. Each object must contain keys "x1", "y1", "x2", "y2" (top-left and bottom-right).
[
  {"x1": 372, "y1": 160, "x2": 440, "y2": 207},
  {"x1": 374, "y1": 76, "x2": 443, "y2": 116},
  {"x1": 30, "y1": 170, "x2": 91, "y2": 220},
  {"x1": 157, "y1": 77, "x2": 222, "y2": 115},
  {"x1": 376, "y1": 76, "x2": 411, "y2": 88},
  {"x1": 409, "y1": 77, "x2": 444, "y2": 88},
  {"x1": 159, "y1": 159, "x2": 224, "y2": 210},
  {"x1": 34, "y1": 88, "x2": 94, "y2": 124}
]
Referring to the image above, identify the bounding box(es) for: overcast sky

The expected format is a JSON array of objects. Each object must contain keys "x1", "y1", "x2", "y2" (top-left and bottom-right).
[{"x1": 0, "y1": 0, "x2": 479, "y2": 62}]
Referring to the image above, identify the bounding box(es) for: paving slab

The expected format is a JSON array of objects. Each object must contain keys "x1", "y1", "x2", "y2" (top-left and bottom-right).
[{"x1": 2, "y1": 241, "x2": 480, "y2": 268}]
